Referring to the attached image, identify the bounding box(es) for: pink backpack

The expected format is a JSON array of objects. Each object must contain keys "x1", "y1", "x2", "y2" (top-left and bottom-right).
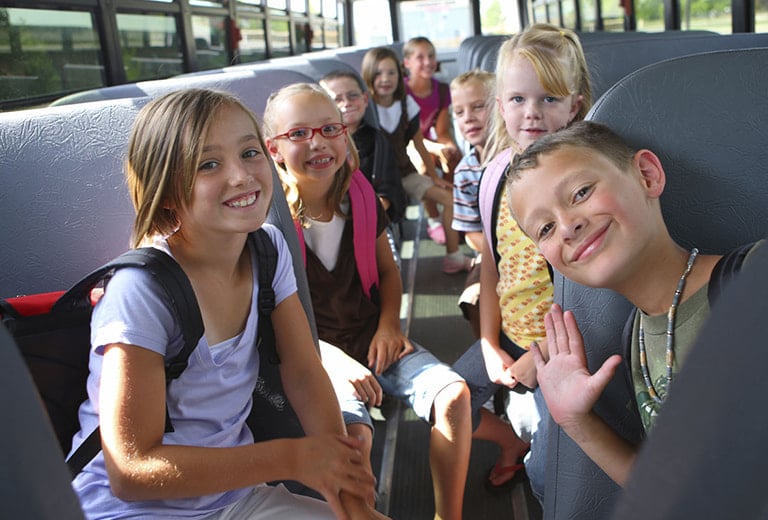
[
  {"x1": 295, "y1": 169, "x2": 380, "y2": 299},
  {"x1": 478, "y1": 148, "x2": 513, "y2": 272}
]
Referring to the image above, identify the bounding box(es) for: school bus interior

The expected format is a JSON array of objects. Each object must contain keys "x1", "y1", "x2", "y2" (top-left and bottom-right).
[{"x1": 1, "y1": 21, "x2": 768, "y2": 519}]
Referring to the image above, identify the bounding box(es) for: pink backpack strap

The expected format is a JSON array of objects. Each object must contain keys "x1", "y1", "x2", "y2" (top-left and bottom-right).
[
  {"x1": 294, "y1": 170, "x2": 379, "y2": 299},
  {"x1": 478, "y1": 148, "x2": 512, "y2": 274},
  {"x1": 294, "y1": 220, "x2": 307, "y2": 265},
  {"x1": 479, "y1": 148, "x2": 513, "y2": 273},
  {"x1": 349, "y1": 169, "x2": 380, "y2": 299}
]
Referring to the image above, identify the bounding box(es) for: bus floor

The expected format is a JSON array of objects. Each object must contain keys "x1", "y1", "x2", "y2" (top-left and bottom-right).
[{"x1": 369, "y1": 203, "x2": 543, "y2": 520}]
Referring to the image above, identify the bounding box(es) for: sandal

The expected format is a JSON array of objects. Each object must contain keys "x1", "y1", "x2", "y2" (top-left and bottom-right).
[{"x1": 484, "y1": 460, "x2": 526, "y2": 494}]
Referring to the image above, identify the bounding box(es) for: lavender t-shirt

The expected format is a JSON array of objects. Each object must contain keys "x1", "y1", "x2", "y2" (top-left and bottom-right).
[{"x1": 71, "y1": 224, "x2": 296, "y2": 519}]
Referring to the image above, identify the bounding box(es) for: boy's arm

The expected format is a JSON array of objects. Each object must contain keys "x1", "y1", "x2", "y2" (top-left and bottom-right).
[
  {"x1": 433, "y1": 107, "x2": 458, "y2": 148},
  {"x1": 368, "y1": 230, "x2": 414, "y2": 375},
  {"x1": 532, "y1": 304, "x2": 636, "y2": 486}
]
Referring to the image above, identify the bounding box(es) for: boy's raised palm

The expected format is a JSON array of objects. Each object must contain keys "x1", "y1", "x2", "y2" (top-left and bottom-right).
[{"x1": 533, "y1": 304, "x2": 622, "y2": 431}]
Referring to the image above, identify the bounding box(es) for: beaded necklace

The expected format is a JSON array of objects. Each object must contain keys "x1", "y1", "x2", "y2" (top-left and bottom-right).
[{"x1": 638, "y1": 248, "x2": 699, "y2": 405}]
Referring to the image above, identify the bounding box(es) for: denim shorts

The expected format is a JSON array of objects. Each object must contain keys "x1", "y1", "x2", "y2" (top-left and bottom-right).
[
  {"x1": 339, "y1": 342, "x2": 464, "y2": 429},
  {"x1": 451, "y1": 332, "x2": 527, "y2": 430}
]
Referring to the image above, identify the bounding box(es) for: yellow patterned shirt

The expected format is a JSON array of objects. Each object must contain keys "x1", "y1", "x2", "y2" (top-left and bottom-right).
[{"x1": 495, "y1": 183, "x2": 553, "y2": 348}]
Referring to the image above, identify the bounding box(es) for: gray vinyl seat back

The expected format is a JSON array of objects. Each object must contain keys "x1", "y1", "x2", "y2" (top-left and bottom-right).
[
  {"x1": 584, "y1": 31, "x2": 768, "y2": 100},
  {"x1": 543, "y1": 48, "x2": 768, "y2": 520},
  {"x1": 220, "y1": 55, "x2": 383, "y2": 131},
  {"x1": 49, "y1": 68, "x2": 313, "y2": 115},
  {"x1": 1, "y1": 71, "x2": 318, "y2": 329}
]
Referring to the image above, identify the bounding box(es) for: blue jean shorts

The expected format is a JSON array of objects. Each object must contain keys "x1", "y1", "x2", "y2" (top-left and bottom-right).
[{"x1": 339, "y1": 342, "x2": 464, "y2": 429}]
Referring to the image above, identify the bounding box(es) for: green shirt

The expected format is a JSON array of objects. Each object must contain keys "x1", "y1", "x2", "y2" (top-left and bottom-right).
[{"x1": 630, "y1": 285, "x2": 709, "y2": 432}]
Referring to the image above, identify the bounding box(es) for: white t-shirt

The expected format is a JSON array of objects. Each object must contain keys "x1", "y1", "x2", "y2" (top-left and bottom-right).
[
  {"x1": 71, "y1": 224, "x2": 297, "y2": 519},
  {"x1": 305, "y1": 201, "x2": 348, "y2": 271},
  {"x1": 376, "y1": 95, "x2": 421, "y2": 134}
]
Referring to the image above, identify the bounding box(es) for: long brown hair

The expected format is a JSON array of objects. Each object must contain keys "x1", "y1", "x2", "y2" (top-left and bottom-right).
[
  {"x1": 125, "y1": 88, "x2": 264, "y2": 247},
  {"x1": 361, "y1": 46, "x2": 407, "y2": 103}
]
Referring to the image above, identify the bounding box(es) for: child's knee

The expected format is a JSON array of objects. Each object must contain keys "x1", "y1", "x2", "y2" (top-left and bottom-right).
[
  {"x1": 347, "y1": 422, "x2": 374, "y2": 447},
  {"x1": 433, "y1": 381, "x2": 471, "y2": 418}
]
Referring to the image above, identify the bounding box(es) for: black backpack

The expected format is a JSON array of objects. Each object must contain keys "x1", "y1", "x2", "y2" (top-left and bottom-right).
[{"x1": 0, "y1": 228, "x2": 281, "y2": 478}]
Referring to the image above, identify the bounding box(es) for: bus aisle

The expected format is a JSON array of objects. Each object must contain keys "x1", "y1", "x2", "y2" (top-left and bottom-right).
[{"x1": 371, "y1": 202, "x2": 543, "y2": 519}]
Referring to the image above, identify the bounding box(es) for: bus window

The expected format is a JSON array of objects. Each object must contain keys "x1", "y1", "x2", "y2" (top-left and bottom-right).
[
  {"x1": 191, "y1": 15, "x2": 228, "y2": 70},
  {"x1": 237, "y1": 16, "x2": 267, "y2": 63},
  {"x1": 635, "y1": 0, "x2": 665, "y2": 30},
  {"x1": 352, "y1": 0, "x2": 392, "y2": 46},
  {"x1": 479, "y1": 0, "x2": 523, "y2": 34},
  {"x1": 562, "y1": 0, "x2": 577, "y2": 28},
  {"x1": 269, "y1": 12, "x2": 291, "y2": 57},
  {"x1": 531, "y1": 1, "x2": 550, "y2": 25},
  {"x1": 400, "y1": 0, "x2": 472, "y2": 49},
  {"x1": 581, "y1": 0, "x2": 598, "y2": 30},
  {"x1": 601, "y1": 0, "x2": 627, "y2": 30},
  {"x1": 0, "y1": 7, "x2": 104, "y2": 104},
  {"x1": 325, "y1": 20, "x2": 341, "y2": 48},
  {"x1": 679, "y1": 0, "x2": 732, "y2": 33},
  {"x1": 757, "y1": 2, "x2": 768, "y2": 32},
  {"x1": 116, "y1": 12, "x2": 182, "y2": 82}
]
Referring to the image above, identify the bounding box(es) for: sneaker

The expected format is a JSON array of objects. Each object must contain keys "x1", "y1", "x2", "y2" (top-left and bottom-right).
[
  {"x1": 442, "y1": 254, "x2": 472, "y2": 274},
  {"x1": 427, "y1": 222, "x2": 446, "y2": 245}
]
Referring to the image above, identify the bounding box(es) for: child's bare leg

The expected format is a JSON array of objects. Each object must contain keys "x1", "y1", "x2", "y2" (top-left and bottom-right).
[
  {"x1": 424, "y1": 199, "x2": 440, "y2": 219},
  {"x1": 473, "y1": 408, "x2": 530, "y2": 485},
  {"x1": 429, "y1": 381, "x2": 472, "y2": 520},
  {"x1": 440, "y1": 198, "x2": 459, "y2": 253},
  {"x1": 424, "y1": 186, "x2": 459, "y2": 253},
  {"x1": 347, "y1": 422, "x2": 375, "y2": 506}
]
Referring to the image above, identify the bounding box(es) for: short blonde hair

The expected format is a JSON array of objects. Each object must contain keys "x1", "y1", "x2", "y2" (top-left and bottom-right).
[{"x1": 450, "y1": 69, "x2": 495, "y2": 99}]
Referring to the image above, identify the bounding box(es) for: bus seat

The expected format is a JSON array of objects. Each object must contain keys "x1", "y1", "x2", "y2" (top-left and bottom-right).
[
  {"x1": 50, "y1": 69, "x2": 314, "y2": 116},
  {"x1": 584, "y1": 31, "x2": 768, "y2": 101},
  {"x1": 544, "y1": 47, "x2": 768, "y2": 520},
  {"x1": 0, "y1": 98, "x2": 147, "y2": 297},
  {"x1": 0, "y1": 325, "x2": 85, "y2": 519},
  {"x1": 610, "y1": 235, "x2": 768, "y2": 519},
  {"x1": 0, "y1": 88, "x2": 317, "y2": 336}
]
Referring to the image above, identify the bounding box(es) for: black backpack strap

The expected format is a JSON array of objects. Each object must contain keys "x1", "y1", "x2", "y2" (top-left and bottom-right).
[
  {"x1": 488, "y1": 163, "x2": 507, "y2": 268},
  {"x1": 437, "y1": 81, "x2": 450, "y2": 109},
  {"x1": 622, "y1": 307, "x2": 638, "y2": 374},
  {"x1": 251, "y1": 229, "x2": 279, "y2": 363},
  {"x1": 707, "y1": 242, "x2": 755, "y2": 305},
  {"x1": 66, "y1": 248, "x2": 203, "y2": 478}
]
